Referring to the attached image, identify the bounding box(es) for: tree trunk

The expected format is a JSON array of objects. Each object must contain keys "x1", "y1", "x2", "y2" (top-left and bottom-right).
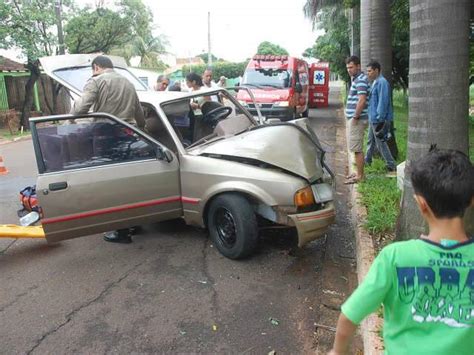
[
  {"x1": 361, "y1": 0, "x2": 392, "y2": 83},
  {"x1": 349, "y1": 4, "x2": 360, "y2": 57},
  {"x1": 360, "y1": 0, "x2": 371, "y2": 67},
  {"x1": 361, "y1": 0, "x2": 398, "y2": 158},
  {"x1": 397, "y1": 0, "x2": 471, "y2": 240},
  {"x1": 20, "y1": 60, "x2": 41, "y2": 130}
]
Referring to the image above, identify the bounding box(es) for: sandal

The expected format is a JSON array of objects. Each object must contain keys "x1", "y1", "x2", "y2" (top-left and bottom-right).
[{"x1": 344, "y1": 176, "x2": 360, "y2": 185}]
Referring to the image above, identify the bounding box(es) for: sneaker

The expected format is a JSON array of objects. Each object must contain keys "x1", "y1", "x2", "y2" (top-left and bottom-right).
[{"x1": 103, "y1": 230, "x2": 133, "y2": 244}]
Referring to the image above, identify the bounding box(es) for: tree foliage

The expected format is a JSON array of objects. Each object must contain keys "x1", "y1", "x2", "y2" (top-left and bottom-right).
[
  {"x1": 0, "y1": 0, "x2": 74, "y2": 60},
  {"x1": 196, "y1": 53, "x2": 225, "y2": 65},
  {"x1": 65, "y1": 8, "x2": 131, "y2": 54},
  {"x1": 303, "y1": 0, "x2": 410, "y2": 89},
  {"x1": 65, "y1": 0, "x2": 167, "y2": 70},
  {"x1": 0, "y1": 0, "x2": 75, "y2": 128},
  {"x1": 391, "y1": 0, "x2": 409, "y2": 90},
  {"x1": 65, "y1": 0, "x2": 154, "y2": 54},
  {"x1": 303, "y1": 6, "x2": 351, "y2": 82},
  {"x1": 256, "y1": 41, "x2": 289, "y2": 56},
  {"x1": 182, "y1": 61, "x2": 247, "y2": 80},
  {"x1": 303, "y1": 0, "x2": 356, "y2": 29}
]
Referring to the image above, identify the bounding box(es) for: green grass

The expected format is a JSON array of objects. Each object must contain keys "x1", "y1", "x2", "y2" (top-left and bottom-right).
[
  {"x1": 358, "y1": 90, "x2": 408, "y2": 239},
  {"x1": 469, "y1": 114, "x2": 474, "y2": 162},
  {"x1": 470, "y1": 84, "x2": 474, "y2": 106},
  {"x1": 0, "y1": 128, "x2": 31, "y2": 140},
  {"x1": 357, "y1": 87, "x2": 473, "y2": 240}
]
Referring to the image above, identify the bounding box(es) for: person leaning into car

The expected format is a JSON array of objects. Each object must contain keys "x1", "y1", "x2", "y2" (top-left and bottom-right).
[
  {"x1": 70, "y1": 55, "x2": 145, "y2": 244},
  {"x1": 71, "y1": 55, "x2": 145, "y2": 130}
]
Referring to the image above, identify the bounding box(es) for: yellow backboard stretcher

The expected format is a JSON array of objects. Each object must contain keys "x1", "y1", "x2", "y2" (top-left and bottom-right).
[{"x1": 0, "y1": 225, "x2": 45, "y2": 239}]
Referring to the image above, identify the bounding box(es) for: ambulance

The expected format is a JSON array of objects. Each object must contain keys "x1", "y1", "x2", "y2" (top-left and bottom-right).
[{"x1": 237, "y1": 55, "x2": 309, "y2": 121}]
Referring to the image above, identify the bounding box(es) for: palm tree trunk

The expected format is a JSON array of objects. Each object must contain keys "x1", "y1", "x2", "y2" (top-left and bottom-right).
[
  {"x1": 361, "y1": 0, "x2": 398, "y2": 158},
  {"x1": 348, "y1": 4, "x2": 360, "y2": 57},
  {"x1": 397, "y1": 0, "x2": 471, "y2": 240},
  {"x1": 360, "y1": 0, "x2": 392, "y2": 83}
]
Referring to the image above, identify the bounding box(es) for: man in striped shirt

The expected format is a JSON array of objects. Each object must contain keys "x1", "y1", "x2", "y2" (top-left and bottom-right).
[{"x1": 344, "y1": 56, "x2": 369, "y2": 184}]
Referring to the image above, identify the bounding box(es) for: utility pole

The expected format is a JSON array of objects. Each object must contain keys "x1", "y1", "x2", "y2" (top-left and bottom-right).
[
  {"x1": 55, "y1": 0, "x2": 65, "y2": 55},
  {"x1": 207, "y1": 11, "x2": 212, "y2": 66}
]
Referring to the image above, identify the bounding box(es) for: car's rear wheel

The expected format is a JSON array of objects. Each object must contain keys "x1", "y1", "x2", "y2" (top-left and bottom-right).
[{"x1": 208, "y1": 194, "x2": 258, "y2": 259}]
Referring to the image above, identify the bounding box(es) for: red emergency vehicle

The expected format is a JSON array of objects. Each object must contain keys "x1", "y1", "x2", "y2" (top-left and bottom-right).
[
  {"x1": 308, "y1": 62, "x2": 330, "y2": 108},
  {"x1": 237, "y1": 55, "x2": 309, "y2": 121}
]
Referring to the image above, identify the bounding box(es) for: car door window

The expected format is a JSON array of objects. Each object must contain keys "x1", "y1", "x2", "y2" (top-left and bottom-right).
[{"x1": 36, "y1": 117, "x2": 157, "y2": 173}]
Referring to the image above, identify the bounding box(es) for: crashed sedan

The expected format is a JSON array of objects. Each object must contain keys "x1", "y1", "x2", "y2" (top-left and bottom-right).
[{"x1": 32, "y1": 54, "x2": 335, "y2": 259}]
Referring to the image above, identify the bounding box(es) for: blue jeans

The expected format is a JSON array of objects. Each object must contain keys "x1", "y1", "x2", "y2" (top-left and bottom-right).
[{"x1": 365, "y1": 122, "x2": 396, "y2": 170}]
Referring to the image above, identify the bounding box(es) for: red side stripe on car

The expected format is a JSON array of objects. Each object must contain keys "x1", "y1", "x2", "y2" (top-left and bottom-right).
[
  {"x1": 42, "y1": 196, "x2": 200, "y2": 225},
  {"x1": 181, "y1": 197, "x2": 199, "y2": 205}
]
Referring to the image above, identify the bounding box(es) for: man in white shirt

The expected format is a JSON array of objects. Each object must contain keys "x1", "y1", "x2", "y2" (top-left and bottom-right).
[{"x1": 202, "y1": 68, "x2": 219, "y2": 102}]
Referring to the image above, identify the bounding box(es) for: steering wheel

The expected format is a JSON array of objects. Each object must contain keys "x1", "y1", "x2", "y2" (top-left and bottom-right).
[{"x1": 202, "y1": 106, "x2": 232, "y2": 127}]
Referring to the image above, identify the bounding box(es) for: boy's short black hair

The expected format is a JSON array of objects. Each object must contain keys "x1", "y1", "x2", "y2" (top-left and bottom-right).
[
  {"x1": 345, "y1": 55, "x2": 360, "y2": 65},
  {"x1": 91, "y1": 55, "x2": 114, "y2": 69},
  {"x1": 411, "y1": 149, "x2": 474, "y2": 218},
  {"x1": 367, "y1": 60, "x2": 381, "y2": 72}
]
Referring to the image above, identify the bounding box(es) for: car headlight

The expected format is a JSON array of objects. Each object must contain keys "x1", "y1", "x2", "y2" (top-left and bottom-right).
[
  {"x1": 294, "y1": 186, "x2": 315, "y2": 208},
  {"x1": 311, "y1": 183, "x2": 333, "y2": 203},
  {"x1": 274, "y1": 101, "x2": 289, "y2": 107}
]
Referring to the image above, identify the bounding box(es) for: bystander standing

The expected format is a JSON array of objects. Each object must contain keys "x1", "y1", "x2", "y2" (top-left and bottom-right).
[
  {"x1": 344, "y1": 56, "x2": 369, "y2": 184},
  {"x1": 365, "y1": 60, "x2": 396, "y2": 174}
]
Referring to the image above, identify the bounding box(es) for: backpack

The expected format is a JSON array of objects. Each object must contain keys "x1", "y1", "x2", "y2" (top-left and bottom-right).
[{"x1": 18, "y1": 185, "x2": 40, "y2": 216}]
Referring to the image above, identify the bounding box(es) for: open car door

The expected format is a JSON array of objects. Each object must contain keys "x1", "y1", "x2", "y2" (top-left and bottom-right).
[{"x1": 30, "y1": 113, "x2": 182, "y2": 243}]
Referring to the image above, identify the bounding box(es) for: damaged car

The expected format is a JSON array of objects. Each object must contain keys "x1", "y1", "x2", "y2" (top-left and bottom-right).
[{"x1": 31, "y1": 54, "x2": 335, "y2": 259}]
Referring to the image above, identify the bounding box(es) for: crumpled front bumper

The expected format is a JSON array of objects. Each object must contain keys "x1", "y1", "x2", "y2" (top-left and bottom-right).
[{"x1": 288, "y1": 202, "x2": 335, "y2": 247}]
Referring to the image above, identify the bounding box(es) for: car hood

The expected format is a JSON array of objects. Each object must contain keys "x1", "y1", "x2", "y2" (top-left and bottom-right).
[
  {"x1": 238, "y1": 88, "x2": 290, "y2": 103},
  {"x1": 189, "y1": 125, "x2": 323, "y2": 181}
]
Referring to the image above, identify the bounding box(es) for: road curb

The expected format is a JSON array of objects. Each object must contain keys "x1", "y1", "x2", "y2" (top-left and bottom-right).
[
  {"x1": 345, "y1": 122, "x2": 384, "y2": 354},
  {"x1": 0, "y1": 135, "x2": 32, "y2": 146}
]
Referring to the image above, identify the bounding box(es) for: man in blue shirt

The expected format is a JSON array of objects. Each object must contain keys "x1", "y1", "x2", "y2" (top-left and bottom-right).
[
  {"x1": 344, "y1": 56, "x2": 369, "y2": 184},
  {"x1": 365, "y1": 60, "x2": 396, "y2": 172}
]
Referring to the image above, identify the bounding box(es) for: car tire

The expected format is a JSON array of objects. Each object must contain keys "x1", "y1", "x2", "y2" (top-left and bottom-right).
[{"x1": 208, "y1": 194, "x2": 258, "y2": 259}]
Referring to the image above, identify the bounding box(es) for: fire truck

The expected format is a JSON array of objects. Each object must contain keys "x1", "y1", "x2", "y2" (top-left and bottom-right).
[{"x1": 237, "y1": 55, "x2": 309, "y2": 121}]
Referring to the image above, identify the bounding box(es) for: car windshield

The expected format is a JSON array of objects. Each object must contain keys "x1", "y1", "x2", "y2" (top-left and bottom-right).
[
  {"x1": 53, "y1": 67, "x2": 148, "y2": 92},
  {"x1": 242, "y1": 69, "x2": 292, "y2": 89},
  {"x1": 156, "y1": 90, "x2": 255, "y2": 150}
]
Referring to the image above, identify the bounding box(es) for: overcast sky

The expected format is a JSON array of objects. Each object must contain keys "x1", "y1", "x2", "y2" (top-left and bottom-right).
[
  {"x1": 145, "y1": 0, "x2": 321, "y2": 61},
  {"x1": 1, "y1": 0, "x2": 322, "y2": 63}
]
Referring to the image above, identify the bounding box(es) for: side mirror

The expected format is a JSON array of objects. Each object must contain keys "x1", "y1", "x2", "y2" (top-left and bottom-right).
[
  {"x1": 156, "y1": 146, "x2": 173, "y2": 162},
  {"x1": 295, "y1": 83, "x2": 303, "y2": 94},
  {"x1": 163, "y1": 149, "x2": 174, "y2": 162}
]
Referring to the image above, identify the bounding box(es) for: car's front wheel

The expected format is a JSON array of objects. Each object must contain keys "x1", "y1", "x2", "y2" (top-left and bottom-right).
[{"x1": 207, "y1": 194, "x2": 258, "y2": 259}]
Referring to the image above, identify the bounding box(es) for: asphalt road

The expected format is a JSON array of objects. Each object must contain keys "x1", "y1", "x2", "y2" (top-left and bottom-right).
[{"x1": 0, "y1": 82, "x2": 362, "y2": 354}]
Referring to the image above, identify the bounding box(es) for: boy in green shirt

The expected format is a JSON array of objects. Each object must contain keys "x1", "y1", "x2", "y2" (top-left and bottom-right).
[{"x1": 330, "y1": 149, "x2": 474, "y2": 355}]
